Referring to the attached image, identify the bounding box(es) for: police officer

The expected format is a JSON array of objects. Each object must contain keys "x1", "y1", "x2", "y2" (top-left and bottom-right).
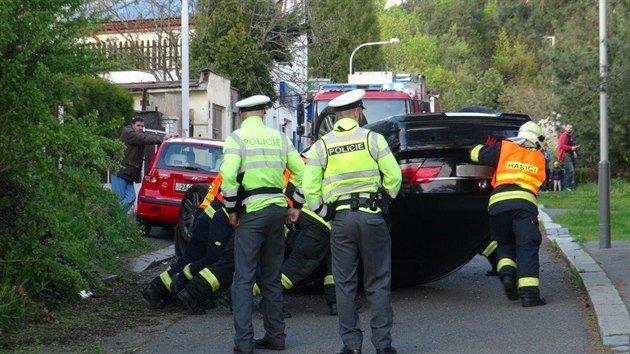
[
  {"x1": 470, "y1": 121, "x2": 547, "y2": 307},
  {"x1": 221, "y1": 95, "x2": 304, "y2": 353},
  {"x1": 303, "y1": 89, "x2": 402, "y2": 354}
]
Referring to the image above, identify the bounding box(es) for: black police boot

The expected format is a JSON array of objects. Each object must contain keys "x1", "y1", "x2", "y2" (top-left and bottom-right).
[
  {"x1": 376, "y1": 347, "x2": 397, "y2": 354},
  {"x1": 328, "y1": 302, "x2": 338, "y2": 316},
  {"x1": 336, "y1": 348, "x2": 361, "y2": 354},
  {"x1": 141, "y1": 287, "x2": 165, "y2": 309},
  {"x1": 254, "y1": 336, "x2": 285, "y2": 350},
  {"x1": 499, "y1": 274, "x2": 519, "y2": 301}
]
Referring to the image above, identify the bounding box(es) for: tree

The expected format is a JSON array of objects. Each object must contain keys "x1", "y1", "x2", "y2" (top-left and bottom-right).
[
  {"x1": 0, "y1": 0, "x2": 143, "y2": 330},
  {"x1": 191, "y1": 0, "x2": 305, "y2": 98},
  {"x1": 549, "y1": 0, "x2": 630, "y2": 176},
  {"x1": 308, "y1": 0, "x2": 384, "y2": 82}
]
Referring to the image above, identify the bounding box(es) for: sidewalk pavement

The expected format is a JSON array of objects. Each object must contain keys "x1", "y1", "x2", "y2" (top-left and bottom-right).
[{"x1": 540, "y1": 207, "x2": 630, "y2": 353}]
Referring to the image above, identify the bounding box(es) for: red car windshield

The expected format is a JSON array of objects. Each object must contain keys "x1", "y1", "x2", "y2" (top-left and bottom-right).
[{"x1": 155, "y1": 143, "x2": 223, "y2": 173}]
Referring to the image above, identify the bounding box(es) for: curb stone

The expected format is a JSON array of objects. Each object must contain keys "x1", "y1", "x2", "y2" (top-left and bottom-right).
[
  {"x1": 131, "y1": 245, "x2": 176, "y2": 273},
  {"x1": 539, "y1": 207, "x2": 630, "y2": 353}
]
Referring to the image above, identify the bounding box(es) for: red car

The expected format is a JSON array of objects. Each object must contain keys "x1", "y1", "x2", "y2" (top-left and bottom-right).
[{"x1": 136, "y1": 137, "x2": 224, "y2": 235}]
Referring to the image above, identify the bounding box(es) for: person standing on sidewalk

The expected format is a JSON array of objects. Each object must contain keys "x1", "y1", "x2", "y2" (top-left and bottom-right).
[
  {"x1": 303, "y1": 89, "x2": 402, "y2": 354},
  {"x1": 112, "y1": 117, "x2": 177, "y2": 211},
  {"x1": 557, "y1": 124, "x2": 579, "y2": 191},
  {"x1": 221, "y1": 95, "x2": 304, "y2": 354},
  {"x1": 470, "y1": 121, "x2": 547, "y2": 307}
]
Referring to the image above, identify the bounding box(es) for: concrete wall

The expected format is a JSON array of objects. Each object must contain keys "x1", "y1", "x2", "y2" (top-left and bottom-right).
[{"x1": 121, "y1": 71, "x2": 234, "y2": 139}]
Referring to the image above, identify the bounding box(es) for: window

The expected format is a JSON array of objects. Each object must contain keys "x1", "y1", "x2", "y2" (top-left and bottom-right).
[{"x1": 156, "y1": 142, "x2": 224, "y2": 173}]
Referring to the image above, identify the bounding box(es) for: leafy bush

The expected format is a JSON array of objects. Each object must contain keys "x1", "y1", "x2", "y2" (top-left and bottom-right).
[{"x1": 0, "y1": 0, "x2": 149, "y2": 331}]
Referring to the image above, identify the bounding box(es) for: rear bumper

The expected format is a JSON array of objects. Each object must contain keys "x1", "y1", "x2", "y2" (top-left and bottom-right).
[{"x1": 136, "y1": 196, "x2": 181, "y2": 225}]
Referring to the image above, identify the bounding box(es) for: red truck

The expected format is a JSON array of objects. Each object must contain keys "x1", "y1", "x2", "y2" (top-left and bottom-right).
[{"x1": 306, "y1": 71, "x2": 440, "y2": 140}]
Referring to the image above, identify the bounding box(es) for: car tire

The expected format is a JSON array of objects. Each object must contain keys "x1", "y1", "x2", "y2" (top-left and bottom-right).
[{"x1": 174, "y1": 183, "x2": 210, "y2": 258}]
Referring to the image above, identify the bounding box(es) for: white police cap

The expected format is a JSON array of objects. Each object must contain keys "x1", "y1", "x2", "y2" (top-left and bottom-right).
[
  {"x1": 235, "y1": 95, "x2": 271, "y2": 112},
  {"x1": 328, "y1": 89, "x2": 366, "y2": 111}
]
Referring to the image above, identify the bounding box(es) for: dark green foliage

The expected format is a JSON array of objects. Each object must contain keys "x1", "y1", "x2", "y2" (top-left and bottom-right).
[
  {"x1": 308, "y1": 0, "x2": 384, "y2": 82},
  {"x1": 377, "y1": 0, "x2": 629, "y2": 177},
  {"x1": 64, "y1": 76, "x2": 135, "y2": 140},
  {"x1": 546, "y1": 0, "x2": 630, "y2": 176},
  {"x1": 0, "y1": 0, "x2": 146, "y2": 330},
  {"x1": 191, "y1": 0, "x2": 304, "y2": 98}
]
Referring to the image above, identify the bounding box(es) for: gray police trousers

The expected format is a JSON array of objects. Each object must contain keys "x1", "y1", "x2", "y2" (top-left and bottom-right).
[
  {"x1": 331, "y1": 209, "x2": 393, "y2": 351},
  {"x1": 231, "y1": 205, "x2": 287, "y2": 352}
]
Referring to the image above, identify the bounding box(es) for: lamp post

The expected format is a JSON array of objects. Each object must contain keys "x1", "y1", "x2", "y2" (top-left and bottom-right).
[
  {"x1": 181, "y1": 0, "x2": 190, "y2": 137},
  {"x1": 349, "y1": 38, "x2": 400, "y2": 76}
]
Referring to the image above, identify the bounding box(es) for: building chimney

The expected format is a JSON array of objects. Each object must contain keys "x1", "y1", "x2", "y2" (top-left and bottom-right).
[{"x1": 199, "y1": 68, "x2": 211, "y2": 83}]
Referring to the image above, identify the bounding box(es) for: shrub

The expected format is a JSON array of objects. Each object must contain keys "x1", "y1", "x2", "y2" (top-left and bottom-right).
[{"x1": 0, "y1": 0, "x2": 148, "y2": 331}]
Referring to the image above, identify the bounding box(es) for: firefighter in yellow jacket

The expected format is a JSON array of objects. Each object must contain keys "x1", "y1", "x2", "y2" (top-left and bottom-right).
[
  {"x1": 221, "y1": 95, "x2": 304, "y2": 353},
  {"x1": 303, "y1": 89, "x2": 402, "y2": 354},
  {"x1": 470, "y1": 121, "x2": 547, "y2": 307}
]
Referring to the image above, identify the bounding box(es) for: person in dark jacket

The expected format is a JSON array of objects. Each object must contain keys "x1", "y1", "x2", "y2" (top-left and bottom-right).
[{"x1": 111, "y1": 117, "x2": 177, "y2": 210}]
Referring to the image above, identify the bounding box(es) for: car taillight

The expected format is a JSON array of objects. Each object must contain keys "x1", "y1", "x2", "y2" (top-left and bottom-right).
[
  {"x1": 144, "y1": 175, "x2": 158, "y2": 183},
  {"x1": 401, "y1": 166, "x2": 442, "y2": 184}
]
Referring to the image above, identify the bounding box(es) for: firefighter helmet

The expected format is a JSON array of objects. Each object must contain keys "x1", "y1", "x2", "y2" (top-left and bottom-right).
[{"x1": 518, "y1": 121, "x2": 545, "y2": 149}]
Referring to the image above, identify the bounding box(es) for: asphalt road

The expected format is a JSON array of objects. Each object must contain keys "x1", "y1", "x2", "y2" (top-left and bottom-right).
[
  {"x1": 145, "y1": 226, "x2": 176, "y2": 248},
  {"x1": 104, "y1": 239, "x2": 602, "y2": 354}
]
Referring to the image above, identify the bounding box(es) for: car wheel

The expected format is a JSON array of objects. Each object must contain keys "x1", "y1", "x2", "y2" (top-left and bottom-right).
[{"x1": 174, "y1": 183, "x2": 210, "y2": 257}]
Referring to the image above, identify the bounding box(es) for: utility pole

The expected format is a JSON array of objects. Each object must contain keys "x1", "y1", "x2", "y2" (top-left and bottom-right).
[
  {"x1": 181, "y1": 0, "x2": 190, "y2": 137},
  {"x1": 598, "y1": 0, "x2": 611, "y2": 248}
]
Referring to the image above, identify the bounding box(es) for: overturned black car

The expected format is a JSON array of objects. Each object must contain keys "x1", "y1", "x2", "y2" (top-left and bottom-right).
[{"x1": 314, "y1": 108, "x2": 529, "y2": 287}]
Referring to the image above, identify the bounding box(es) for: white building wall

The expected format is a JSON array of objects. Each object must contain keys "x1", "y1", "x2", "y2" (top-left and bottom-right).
[
  {"x1": 206, "y1": 74, "x2": 232, "y2": 139},
  {"x1": 116, "y1": 71, "x2": 234, "y2": 139}
]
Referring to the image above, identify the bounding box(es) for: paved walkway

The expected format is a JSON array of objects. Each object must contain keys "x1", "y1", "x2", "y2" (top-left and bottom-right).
[{"x1": 540, "y1": 207, "x2": 630, "y2": 353}]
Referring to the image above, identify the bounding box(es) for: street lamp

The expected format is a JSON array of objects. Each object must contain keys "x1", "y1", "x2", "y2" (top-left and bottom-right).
[{"x1": 349, "y1": 38, "x2": 400, "y2": 76}]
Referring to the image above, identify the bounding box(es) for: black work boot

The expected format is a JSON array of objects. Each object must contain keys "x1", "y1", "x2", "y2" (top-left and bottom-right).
[
  {"x1": 336, "y1": 348, "x2": 361, "y2": 354},
  {"x1": 141, "y1": 287, "x2": 165, "y2": 309},
  {"x1": 376, "y1": 347, "x2": 397, "y2": 354},
  {"x1": 177, "y1": 288, "x2": 205, "y2": 315},
  {"x1": 499, "y1": 273, "x2": 519, "y2": 301},
  {"x1": 520, "y1": 287, "x2": 546, "y2": 307},
  {"x1": 522, "y1": 295, "x2": 547, "y2": 307}
]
